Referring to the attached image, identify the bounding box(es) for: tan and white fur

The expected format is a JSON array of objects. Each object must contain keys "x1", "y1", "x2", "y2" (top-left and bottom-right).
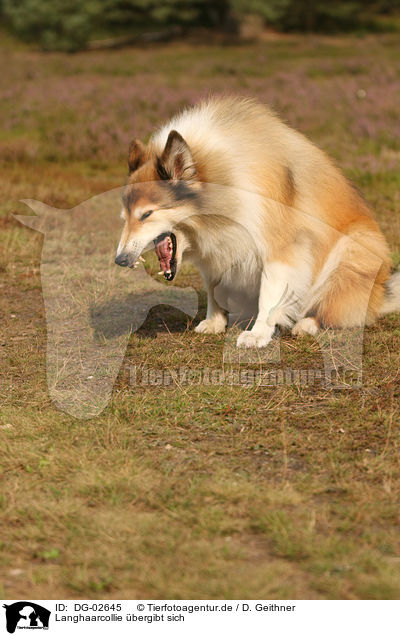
[{"x1": 115, "y1": 96, "x2": 400, "y2": 347}]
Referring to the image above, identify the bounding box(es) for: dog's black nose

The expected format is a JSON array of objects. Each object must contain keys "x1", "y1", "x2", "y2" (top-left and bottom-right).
[{"x1": 115, "y1": 253, "x2": 129, "y2": 267}]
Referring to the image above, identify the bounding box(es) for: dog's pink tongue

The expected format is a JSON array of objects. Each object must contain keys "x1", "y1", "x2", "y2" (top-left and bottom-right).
[{"x1": 155, "y1": 237, "x2": 170, "y2": 272}]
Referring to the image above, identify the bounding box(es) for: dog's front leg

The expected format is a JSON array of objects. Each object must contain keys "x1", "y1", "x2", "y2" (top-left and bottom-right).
[
  {"x1": 237, "y1": 262, "x2": 297, "y2": 348},
  {"x1": 195, "y1": 279, "x2": 228, "y2": 334}
]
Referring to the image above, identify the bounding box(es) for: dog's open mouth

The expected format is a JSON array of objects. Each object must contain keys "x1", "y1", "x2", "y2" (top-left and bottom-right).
[{"x1": 154, "y1": 232, "x2": 177, "y2": 281}]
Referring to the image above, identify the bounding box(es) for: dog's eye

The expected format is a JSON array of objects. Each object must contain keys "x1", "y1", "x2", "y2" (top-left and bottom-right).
[{"x1": 140, "y1": 210, "x2": 153, "y2": 221}]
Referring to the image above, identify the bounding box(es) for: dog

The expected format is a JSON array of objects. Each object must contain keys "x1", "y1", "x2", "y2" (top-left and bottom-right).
[{"x1": 115, "y1": 96, "x2": 400, "y2": 347}]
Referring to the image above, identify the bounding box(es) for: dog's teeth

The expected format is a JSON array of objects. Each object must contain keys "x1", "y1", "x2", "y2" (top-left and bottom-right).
[
  {"x1": 158, "y1": 271, "x2": 164, "y2": 275},
  {"x1": 139, "y1": 256, "x2": 145, "y2": 262},
  {"x1": 166, "y1": 270, "x2": 171, "y2": 274}
]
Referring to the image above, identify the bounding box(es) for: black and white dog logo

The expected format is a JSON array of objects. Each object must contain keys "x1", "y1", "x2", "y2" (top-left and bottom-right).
[{"x1": 2, "y1": 602, "x2": 50, "y2": 633}]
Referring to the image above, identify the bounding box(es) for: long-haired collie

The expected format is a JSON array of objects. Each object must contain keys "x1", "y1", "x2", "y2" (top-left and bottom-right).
[{"x1": 115, "y1": 96, "x2": 400, "y2": 347}]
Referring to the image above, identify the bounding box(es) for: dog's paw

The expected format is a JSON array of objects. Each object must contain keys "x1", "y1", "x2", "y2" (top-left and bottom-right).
[
  {"x1": 195, "y1": 315, "x2": 227, "y2": 334},
  {"x1": 292, "y1": 317, "x2": 319, "y2": 337},
  {"x1": 236, "y1": 328, "x2": 274, "y2": 348}
]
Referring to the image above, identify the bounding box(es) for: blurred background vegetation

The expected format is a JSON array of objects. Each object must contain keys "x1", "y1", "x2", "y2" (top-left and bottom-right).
[{"x1": 1, "y1": 0, "x2": 400, "y2": 52}]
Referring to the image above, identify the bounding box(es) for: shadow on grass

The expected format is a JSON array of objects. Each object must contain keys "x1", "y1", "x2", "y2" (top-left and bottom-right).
[{"x1": 90, "y1": 291, "x2": 206, "y2": 340}]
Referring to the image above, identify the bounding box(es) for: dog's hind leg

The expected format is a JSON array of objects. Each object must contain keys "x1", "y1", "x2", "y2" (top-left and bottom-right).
[
  {"x1": 292, "y1": 316, "x2": 320, "y2": 336},
  {"x1": 304, "y1": 230, "x2": 390, "y2": 329}
]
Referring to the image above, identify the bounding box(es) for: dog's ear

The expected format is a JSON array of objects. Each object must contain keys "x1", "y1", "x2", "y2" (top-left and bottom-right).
[
  {"x1": 128, "y1": 139, "x2": 146, "y2": 174},
  {"x1": 157, "y1": 130, "x2": 197, "y2": 183}
]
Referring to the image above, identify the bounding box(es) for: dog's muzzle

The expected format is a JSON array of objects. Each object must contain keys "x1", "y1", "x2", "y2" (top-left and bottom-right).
[{"x1": 115, "y1": 239, "x2": 146, "y2": 269}]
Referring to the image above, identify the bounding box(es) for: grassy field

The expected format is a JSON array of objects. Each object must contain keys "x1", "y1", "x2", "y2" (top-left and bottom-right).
[{"x1": 1, "y1": 32, "x2": 400, "y2": 600}]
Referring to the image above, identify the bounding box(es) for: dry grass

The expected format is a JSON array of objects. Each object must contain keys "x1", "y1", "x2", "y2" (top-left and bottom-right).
[{"x1": 1, "y1": 31, "x2": 400, "y2": 600}]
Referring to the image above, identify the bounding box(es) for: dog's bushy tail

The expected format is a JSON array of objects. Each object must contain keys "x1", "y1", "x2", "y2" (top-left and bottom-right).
[{"x1": 381, "y1": 270, "x2": 400, "y2": 314}]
